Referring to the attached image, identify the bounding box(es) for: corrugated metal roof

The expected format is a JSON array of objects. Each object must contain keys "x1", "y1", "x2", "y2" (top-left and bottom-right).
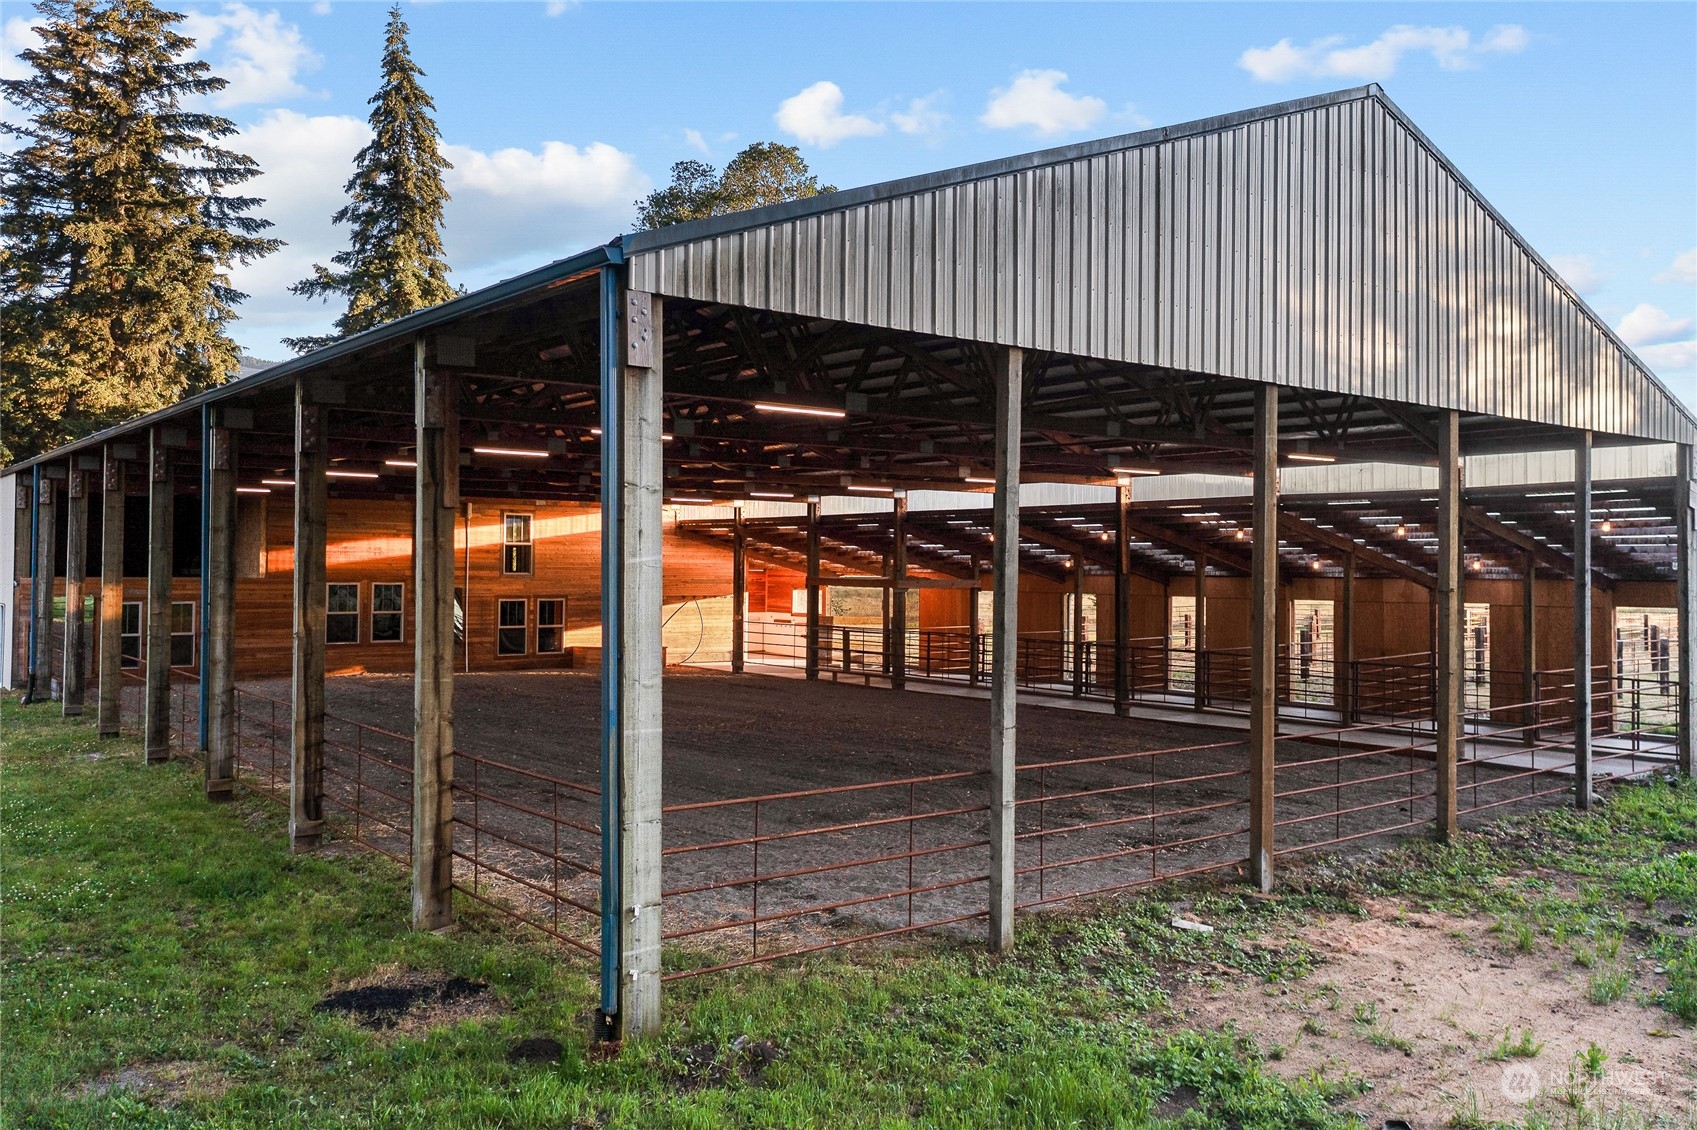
[{"x1": 629, "y1": 86, "x2": 1693, "y2": 446}]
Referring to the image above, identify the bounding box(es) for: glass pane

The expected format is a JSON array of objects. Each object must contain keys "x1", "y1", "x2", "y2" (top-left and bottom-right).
[
  {"x1": 504, "y1": 513, "x2": 531, "y2": 545},
  {"x1": 327, "y1": 614, "x2": 359, "y2": 644},
  {"x1": 171, "y1": 602, "x2": 194, "y2": 633},
  {"x1": 373, "y1": 583, "x2": 403, "y2": 612},
  {"x1": 372, "y1": 612, "x2": 402, "y2": 642},
  {"x1": 328, "y1": 584, "x2": 359, "y2": 614},
  {"x1": 497, "y1": 627, "x2": 526, "y2": 656},
  {"x1": 537, "y1": 626, "x2": 563, "y2": 653},
  {"x1": 503, "y1": 544, "x2": 532, "y2": 574},
  {"x1": 120, "y1": 634, "x2": 141, "y2": 669},
  {"x1": 537, "y1": 599, "x2": 563, "y2": 627},
  {"x1": 170, "y1": 636, "x2": 194, "y2": 667},
  {"x1": 499, "y1": 600, "x2": 527, "y2": 628},
  {"x1": 122, "y1": 603, "x2": 141, "y2": 633}
]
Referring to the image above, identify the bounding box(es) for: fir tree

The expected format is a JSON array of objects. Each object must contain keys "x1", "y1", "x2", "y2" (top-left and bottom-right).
[
  {"x1": 0, "y1": 0, "x2": 280, "y2": 463},
  {"x1": 286, "y1": 6, "x2": 453, "y2": 353}
]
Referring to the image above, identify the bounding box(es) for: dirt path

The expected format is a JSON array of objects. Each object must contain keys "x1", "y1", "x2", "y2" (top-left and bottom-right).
[{"x1": 1168, "y1": 900, "x2": 1695, "y2": 1127}]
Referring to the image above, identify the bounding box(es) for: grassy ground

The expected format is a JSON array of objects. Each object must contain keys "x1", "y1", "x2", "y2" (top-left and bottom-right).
[{"x1": 2, "y1": 694, "x2": 1692, "y2": 1129}]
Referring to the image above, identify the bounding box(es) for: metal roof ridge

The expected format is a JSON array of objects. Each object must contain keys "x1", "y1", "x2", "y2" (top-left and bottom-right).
[{"x1": 622, "y1": 85, "x2": 1380, "y2": 254}]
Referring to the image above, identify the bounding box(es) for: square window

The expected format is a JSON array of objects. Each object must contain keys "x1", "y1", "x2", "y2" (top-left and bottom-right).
[
  {"x1": 537, "y1": 598, "x2": 565, "y2": 653},
  {"x1": 503, "y1": 513, "x2": 533, "y2": 575},
  {"x1": 327, "y1": 583, "x2": 360, "y2": 644},
  {"x1": 372, "y1": 582, "x2": 404, "y2": 643},
  {"x1": 497, "y1": 598, "x2": 527, "y2": 656}
]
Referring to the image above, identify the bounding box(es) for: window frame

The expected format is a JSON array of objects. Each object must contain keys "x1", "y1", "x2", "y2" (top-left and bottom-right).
[
  {"x1": 120, "y1": 600, "x2": 143, "y2": 669},
  {"x1": 326, "y1": 582, "x2": 361, "y2": 645},
  {"x1": 370, "y1": 581, "x2": 405, "y2": 644},
  {"x1": 496, "y1": 597, "x2": 528, "y2": 656},
  {"x1": 501, "y1": 512, "x2": 534, "y2": 577},
  {"x1": 169, "y1": 600, "x2": 197, "y2": 669},
  {"x1": 536, "y1": 596, "x2": 567, "y2": 654}
]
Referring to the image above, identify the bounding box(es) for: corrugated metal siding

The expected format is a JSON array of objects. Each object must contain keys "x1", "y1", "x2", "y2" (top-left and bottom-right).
[{"x1": 631, "y1": 94, "x2": 1690, "y2": 446}]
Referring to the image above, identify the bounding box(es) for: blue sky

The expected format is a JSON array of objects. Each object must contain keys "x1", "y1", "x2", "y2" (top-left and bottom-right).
[{"x1": 5, "y1": 2, "x2": 1694, "y2": 405}]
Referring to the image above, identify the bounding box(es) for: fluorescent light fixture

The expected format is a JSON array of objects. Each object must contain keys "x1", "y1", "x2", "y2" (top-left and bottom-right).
[
  {"x1": 236, "y1": 486, "x2": 271, "y2": 494},
  {"x1": 754, "y1": 402, "x2": 846, "y2": 419},
  {"x1": 965, "y1": 477, "x2": 997, "y2": 485},
  {"x1": 749, "y1": 491, "x2": 793, "y2": 499},
  {"x1": 261, "y1": 478, "x2": 294, "y2": 487},
  {"x1": 668, "y1": 497, "x2": 715, "y2": 505},
  {"x1": 384, "y1": 459, "x2": 418, "y2": 468},
  {"x1": 472, "y1": 446, "x2": 549, "y2": 458},
  {"x1": 1113, "y1": 466, "x2": 1161, "y2": 477},
  {"x1": 847, "y1": 484, "x2": 893, "y2": 493},
  {"x1": 1286, "y1": 452, "x2": 1337, "y2": 463},
  {"x1": 326, "y1": 470, "x2": 379, "y2": 480}
]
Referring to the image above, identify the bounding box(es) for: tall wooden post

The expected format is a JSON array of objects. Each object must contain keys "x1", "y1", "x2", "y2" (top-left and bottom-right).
[
  {"x1": 988, "y1": 345, "x2": 1022, "y2": 950},
  {"x1": 144, "y1": 433, "x2": 173, "y2": 762},
  {"x1": 97, "y1": 449, "x2": 125, "y2": 737},
  {"x1": 616, "y1": 290, "x2": 665, "y2": 1038},
  {"x1": 62, "y1": 468, "x2": 88, "y2": 716},
  {"x1": 1193, "y1": 550, "x2": 1209, "y2": 711},
  {"x1": 291, "y1": 384, "x2": 328, "y2": 850},
  {"x1": 28, "y1": 474, "x2": 57, "y2": 705},
  {"x1": 16, "y1": 474, "x2": 35, "y2": 698},
  {"x1": 204, "y1": 414, "x2": 237, "y2": 799},
  {"x1": 1247, "y1": 385, "x2": 1278, "y2": 893},
  {"x1": 1522, "y1": 549, "x2": 1538, "y2": 746},
  {"x1": 414, "y1": 342, "x2": 457, "y2": 927},
  {"x1": 969, "y1": 555, "x2": 983, "y2": 687},
  {"x1": 1113, "y1": 483, "x2": 1132, "y2": 716},
  {"x1": 891, "y1": 492, "x2": 908, "y2": 689},
  {"x1": 1337, "y1": 550, "x2": 1356, "y2": 721},
  {"x1": 730, "y1": 504, "x2": 746, "y2": 673},
  {"x1": 1572, "y1": 430, "x2": 1594, "y2": 809},
  {"x1": 1070, "y1": 556, "x2": 1086, "y2": 697},
  {"x1": 1676, "y1": 443, "x2": 1694, "y2": 776},
  {"x1": 1435, "y1": 410, "x2": 1462, "y2": 838},
  {"x1": 804, "y1": 499, "x2": 821, "y2": 679}
]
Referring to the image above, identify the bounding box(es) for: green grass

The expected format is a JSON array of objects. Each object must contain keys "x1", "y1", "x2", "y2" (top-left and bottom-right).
[
  {"x1": 4, "y1": 694, "x2": 1694, "y2": 1129},
  {"x1": 1485, "y1": 1027, "x2": 1544, "y2": 1061}
]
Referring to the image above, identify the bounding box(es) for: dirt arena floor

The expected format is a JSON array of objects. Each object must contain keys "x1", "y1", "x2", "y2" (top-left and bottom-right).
[{"x1": 234, "y1": 669, "x2": 1560, "y2": 962}]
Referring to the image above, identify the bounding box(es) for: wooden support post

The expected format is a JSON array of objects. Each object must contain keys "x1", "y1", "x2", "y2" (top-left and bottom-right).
[
  {"x1": 1247, "y1": 385, "x2": 1278, "y2": 893},
  {"x1": 1677, "y1": 444, "x2": 1695, "y2": 777},
  {"x1": 1113, "y1": 484, "x2": 1131, "y2": 716},
  {"x1": 29, "y1": 475, "x2": 57, "y2": 705},
  {"x1": 97, "y1": 450, "x2": 124, "y2": 737},
  {"x1": 988, "y1": 345, "x2": 1022, "y2": 951},
  {"x1": 1573, "y1": 431, "x2": 1594, "y2": 809},
  {"x1": 804, "y1": 499, "x2": 821, "y2": 680},
  {"x1": 1193, "y1": 551, "x2": 1208, "y2": 711},
  {"x1": 616, "y1": 291, "x2": 665, "y2": 1039},
  {"x1": 1337, "y1": 551, "x2": 1356, "y2": 721},
  {"x1": 204, "y1": 415, "x2": 236, "y2": 799},
  {"x1": 730, "y1": 504, "x2": 746, "y2": 673},
  {"x1": 62, "y1": 469, "x2": 88, "y2": 716},
  {"x1": 1070, "y1": 555, "x2": 1086, "y2": 697},
  {"x1": 969, "y1": 556, "x2": 983, "y2": 687},
  {"x1": 891, "y1": 492, "x2": 908, "y2": 689},
  {"x1": 291, "y1": 384, "x2": 327, "y2": 849},
  {"x1": 1522, "y1": 550, "x2": 1538, "y2": 747},
  {"x1": 144, "y1": 433, "x2": 172, "y2": 762},
  {"x1": 1435, "y1": 410, "x2": 1462, "y2": 839},
  {"x1": 414, "y1": 343, "x2": 457, "y2": 927}
]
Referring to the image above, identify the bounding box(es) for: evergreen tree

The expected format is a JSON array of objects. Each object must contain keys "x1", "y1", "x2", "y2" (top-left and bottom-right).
[
  {"x1": 286, "y1": 6, "x2": 452, "y2": 353},
  {"x1": 635, "y1": 142, "x2": 835, "y2": 230},
  {"x1": 1, "y1": 0, "x2": 280, "y2": 464}
]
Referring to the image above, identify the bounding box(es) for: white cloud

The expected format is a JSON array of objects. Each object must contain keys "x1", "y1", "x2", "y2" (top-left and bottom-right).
[
  {"x1": 891, "y1": 93, "x2": 948, "y2": 140},
  {"x1": 980, "y1": 69, "x2": 1105, "y2": 135},
  {"x1": 310, "y1": 1, "x2": 331, "y2": 15},
  {"x1": 544, "y1": 1, "x2": 578, "y2": 15},
  {"x1": 1, "y1": 14, "x2": 42, "y2": 83},
  {"x1": 1636, "y1": 341, "x2": 1696, "y2": 373},
  {"x1": 1239, "y1": 24, "x2": 1529, "y2": 83},
  {"x1": 775, "y1": 81, "x2": 884, "y2": 148},
  {"x1": 683, "y1": 128, "x2": 710, "y2": 156},
  {"x1": 1654, "y1": 248, "x2": 1697, "y2": 286},
  {"x1": 180, "y1": 3, "x2": 319, "y2": 107},
  {"x1": 1617, "y1": 303, "x2": 1693, "y2": 348},
  {"x1": 1548, "y1": 254, "x2": 1606, "y2": 296}
]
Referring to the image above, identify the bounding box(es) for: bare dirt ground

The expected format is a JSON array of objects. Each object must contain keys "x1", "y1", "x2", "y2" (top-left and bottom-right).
[
  {"x1": 235, "y1": 670, "x2": 1551, "y2": 962},
  {"x1": 1169, "y1": 898, "x2": 1696, "y2": 1128}
]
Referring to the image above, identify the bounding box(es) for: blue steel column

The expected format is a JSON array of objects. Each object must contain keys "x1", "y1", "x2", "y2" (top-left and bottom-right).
[{"x1": 597, "y1": 260, "x2": 624, "y2": 1033}]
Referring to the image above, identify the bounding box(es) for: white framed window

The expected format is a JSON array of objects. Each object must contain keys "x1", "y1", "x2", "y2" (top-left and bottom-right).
[
  {"x1": 170, "y1": 601, "x2": 196, "y2": 667},
  {"x1": 371, "y1": 582, "x2": 404, "y2": 643},
  {"x1": 120, "y1": 601, "x2": 143, "y2": 669},
  {"x1": 536, "y1": 597, "x2": 566, "y2": 653},
  {"x1": 497, "y1": 598, "x2": 527, "y2": 656},
  {"x1": 327, "y1": 583, "x2": 360, "y2": 644},
  {"x1": 502, "y1": 513, "x2": 533, "y2": 575}
]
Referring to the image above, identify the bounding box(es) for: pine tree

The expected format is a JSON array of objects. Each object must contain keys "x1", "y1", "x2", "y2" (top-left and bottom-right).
[
  {"x1": 0, "y1": 0, "x2": 280, "y2": 464},
  {"x1": 286, "y1": 6, "x2": 453, "y2": 353}
]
